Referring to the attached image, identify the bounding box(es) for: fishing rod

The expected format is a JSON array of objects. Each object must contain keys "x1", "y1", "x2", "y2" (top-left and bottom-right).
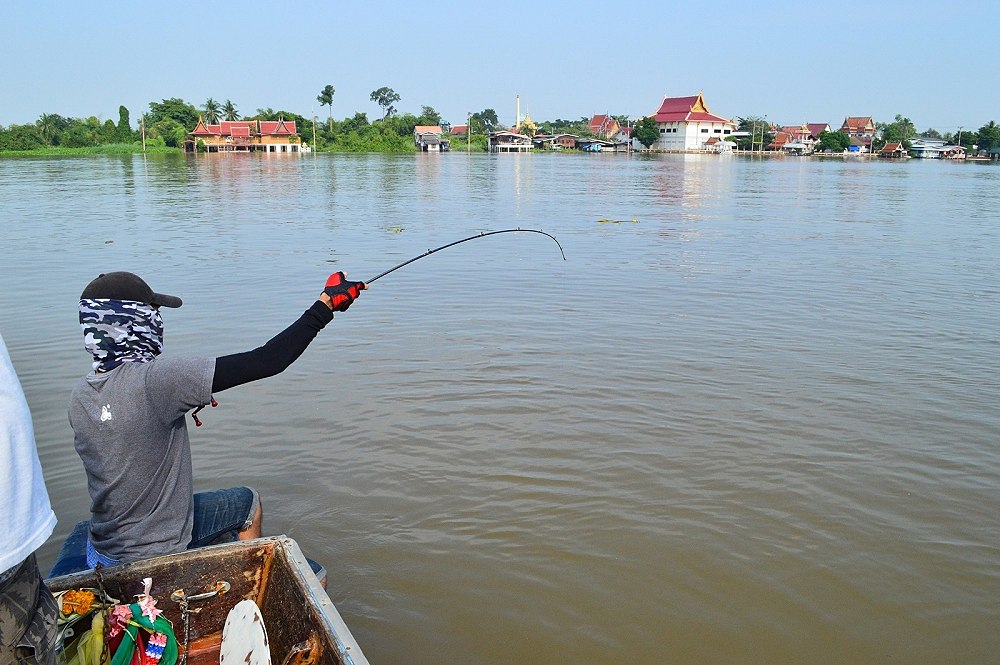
[{"x1": 366, "y1": 228, "x2": 565, "y2": 284}]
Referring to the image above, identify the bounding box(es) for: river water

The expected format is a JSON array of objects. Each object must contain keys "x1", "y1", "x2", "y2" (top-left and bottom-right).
[{"x1": 2, "y1": 152, "x2": 998, "y2": 664}]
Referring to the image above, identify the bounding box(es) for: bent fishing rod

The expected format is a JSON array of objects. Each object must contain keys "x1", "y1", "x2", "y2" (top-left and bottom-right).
[{"x1": 366, "y1": 228, "x2": 565, "y2": 284}]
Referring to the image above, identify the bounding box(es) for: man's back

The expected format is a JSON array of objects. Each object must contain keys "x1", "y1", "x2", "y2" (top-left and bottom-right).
[{"x1": 69, "y1": 355, "x2": 214, "y2": 561}]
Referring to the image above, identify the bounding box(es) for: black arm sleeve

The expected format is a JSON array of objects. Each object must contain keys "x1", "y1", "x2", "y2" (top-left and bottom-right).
[{"x1": 212, "y1": 301, "x2": 334, "y2": 393}]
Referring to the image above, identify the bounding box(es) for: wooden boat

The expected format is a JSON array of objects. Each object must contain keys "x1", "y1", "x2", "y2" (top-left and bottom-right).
[{"x1": 46, "y1": 535, "x2": 369, "y2": 665}]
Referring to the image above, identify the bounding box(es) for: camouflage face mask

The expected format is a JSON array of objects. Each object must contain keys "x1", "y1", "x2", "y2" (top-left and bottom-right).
[{"x1": 80, "y1": 299, "x2": 164, "y2": 372}]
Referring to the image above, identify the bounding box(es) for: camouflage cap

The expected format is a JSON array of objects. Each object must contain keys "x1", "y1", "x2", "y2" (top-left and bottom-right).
[{"x1": 80, "y1": 272, "x2": 183, "y2": 308}]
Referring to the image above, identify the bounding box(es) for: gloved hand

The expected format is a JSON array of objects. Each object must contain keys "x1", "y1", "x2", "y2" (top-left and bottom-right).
[{"x1": 322, "y1": 272, "x2": 365, "y2": 312}]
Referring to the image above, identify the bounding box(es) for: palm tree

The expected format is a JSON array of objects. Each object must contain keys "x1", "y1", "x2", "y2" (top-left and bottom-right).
[
  {"x1": 36, "y1": 113, "x2": 62, "y2": 145},
  {"x1": 203, "y1": 98, "x2": 221, "y2": 124},
  {"x1": 222, "y1": 100, "x2": 240, "y2": 122}
]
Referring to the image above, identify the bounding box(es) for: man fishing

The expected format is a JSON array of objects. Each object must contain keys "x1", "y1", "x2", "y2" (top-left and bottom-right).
[{"x1": 67, "y1": 271, "x2": 364, "y2": 576}]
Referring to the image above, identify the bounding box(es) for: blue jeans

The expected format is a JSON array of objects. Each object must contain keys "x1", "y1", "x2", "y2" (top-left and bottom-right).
[{"x1": 189, "y1": 487, "x2": 260, "y2": 548}]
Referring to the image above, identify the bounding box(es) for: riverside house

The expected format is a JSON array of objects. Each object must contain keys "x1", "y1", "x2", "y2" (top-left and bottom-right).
[
  {"x1": 488, "y1": 130, "x2": 532, "y2": 152},
  {"x1": 649, "y1": 93, "x2": 737, "y2": 151},
  {"x1": 414, "y1": 125, "x2": 447, "y2": 152},
  {"x1": 880, "y1": 142, "x2": 908, "y2": 158},
  {"x1": 187, "y1": 118, "x2": 300, "y2": 152}
]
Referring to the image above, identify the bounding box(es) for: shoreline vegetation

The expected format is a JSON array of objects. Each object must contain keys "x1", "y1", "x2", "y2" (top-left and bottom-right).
[
  {"x1": 0, "y1": 144, "x2": 180, "y2": 157},
  {"x1": 2, "y1": 95, "x2": 997, "y2": 157}
]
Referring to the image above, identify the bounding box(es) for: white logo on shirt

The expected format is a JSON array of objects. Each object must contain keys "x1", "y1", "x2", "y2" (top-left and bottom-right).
[{"x1": 100, "y1": 404, "x2": 113, "y2": 422}]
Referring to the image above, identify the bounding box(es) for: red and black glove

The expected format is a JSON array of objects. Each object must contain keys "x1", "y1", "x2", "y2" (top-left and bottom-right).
[{"x1": 323, "y1": 272, "x2": 364, "y2": 312}]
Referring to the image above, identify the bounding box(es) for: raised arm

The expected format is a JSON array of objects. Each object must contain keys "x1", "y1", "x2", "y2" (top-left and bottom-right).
[{"x1": 212, "y1": 273, "x2": 364, "y2": 392}]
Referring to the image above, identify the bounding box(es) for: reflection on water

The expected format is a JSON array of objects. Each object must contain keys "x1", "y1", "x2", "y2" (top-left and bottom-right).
[{"x1": 1, "y1": 153, "x2": 999, "y2": 665}]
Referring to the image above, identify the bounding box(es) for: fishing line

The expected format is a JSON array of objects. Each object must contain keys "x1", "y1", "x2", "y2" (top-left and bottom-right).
[{"x1": 366, "y1": 228, "x2": 565, "y2": 284}]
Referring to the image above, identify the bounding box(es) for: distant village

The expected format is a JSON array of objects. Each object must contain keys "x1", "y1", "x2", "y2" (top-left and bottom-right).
[
  {"x1": 182, "y1": 92, "x2": 998, "y2": 161},
  {"x1": 474, "y1": 93, "x2": 986, "y2": 159}
]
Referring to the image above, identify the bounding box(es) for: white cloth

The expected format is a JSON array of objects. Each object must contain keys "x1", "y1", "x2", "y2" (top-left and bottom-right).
[{"x1": 0, "y1": 333, "x2": 56, "y2": 574}]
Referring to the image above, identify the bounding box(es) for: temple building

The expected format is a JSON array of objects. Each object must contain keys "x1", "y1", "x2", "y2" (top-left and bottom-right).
[
  {"x1": 649, "y1": 92, "x2": 736, "y2": 151},
  {"x1": 186, "y1": 118, "x2": 301, "y2": 152}
]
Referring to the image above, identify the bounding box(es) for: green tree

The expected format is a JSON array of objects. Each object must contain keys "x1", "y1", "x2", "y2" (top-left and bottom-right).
[
  {"x1": 117, "y1": 105, "x2": 133, "y2": 142},
  {"x1": 879, "y1": 114, "x2": 917, "y2": 143},
  {"x1": 945, "y1": 128, "x2": 978, "y2": 149},
  {"x1": 60, "y1": 121, "x2": 99, "y2": 148},
  {"x1": 147, "y1": 119, "x2": 187, "y2": 147},
  {"x1": 817, "y1": 130, "x2": 850, "y2": 152},
  {"x1": 36, "y1": 113, "x2": 69, "y2": 145},
  {"x1": 101, "y1": 119, "x2": 118, "y2": 143},
  {"x1": 632, "y1": 116, "x2": 659, "y2": 149},
  {"x1": 341, "y1": 112, "x2": 369, "y2": 134},
  {"x1": 222, "y1": 99, "x2": 240, "y2": 121},
  {"x1": 203, "y1": 98, "x2": 221, "y2": 124},
  {"x1": 0, "y1": 124, "x2": 46, "y2": 150},
  {"x1": 471, "y1": 108, "x2": 498, "y2": 133},
  {"x1": 976, "y1": 120, "x2": 1000, "y2": 152},
  {"x1": 146, "y1": 98, "x2": 199, "y2": 131},
  {"x1": 542, "y1": 117, "x2": 589, "y2": 135},
  {"x1": 418, "y1": 105, "x2": 442, "y2": 126},
  {"x1": 383, "y1": 112, "x2": 420, "y2": 137},
  {"x1": 317, "y1": 84, "x2": 335, "y2": 130},
  {"x1": 370, "y1": 86, "x2": 401, "y2": 119},
  {"x1": 736, "y1": 116, "x2": 773, "y2": 150}
]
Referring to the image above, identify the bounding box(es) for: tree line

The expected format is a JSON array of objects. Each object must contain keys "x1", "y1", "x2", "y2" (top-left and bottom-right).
[{"x1": 3, "y1": 89, "x2": 998, "y2": 154}]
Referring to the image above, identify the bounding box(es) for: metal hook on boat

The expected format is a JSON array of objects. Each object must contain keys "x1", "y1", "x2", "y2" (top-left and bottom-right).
[
  {"x1": 170, "y1": 580, "x2": 231, "y2": 603},
  {"x1": 279, "y1": 639, "x2": 316, "y2": 665}
]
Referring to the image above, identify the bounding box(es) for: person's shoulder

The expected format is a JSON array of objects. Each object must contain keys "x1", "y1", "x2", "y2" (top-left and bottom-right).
[
  {"x1": 145, "y1": 355, "x2": 214, "y2": 376},
  {"x1": 142, "y1": 356, "x2": 215, "y2": 407},
  {"x1": 149, "y1": 355, "x2": 212, "y2": 368}
]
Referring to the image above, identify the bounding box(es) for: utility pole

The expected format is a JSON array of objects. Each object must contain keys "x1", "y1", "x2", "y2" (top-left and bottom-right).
[
  {"x1": 957, "y1": 126, "x2": 963, "y2": 147},
  {"x1": 467, "y1": 112, "x2": 471, "y2": 152}
]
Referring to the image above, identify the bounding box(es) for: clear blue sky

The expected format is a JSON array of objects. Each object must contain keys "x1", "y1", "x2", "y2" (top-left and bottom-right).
[{"x1": 3, "y1": 0, "x2": 997, "y2": 133}]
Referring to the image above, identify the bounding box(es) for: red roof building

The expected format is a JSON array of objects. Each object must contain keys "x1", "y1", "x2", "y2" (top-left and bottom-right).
[
  {"x1": 806, "y1": 123, "x2": 831, "y2": 139},
  {"x1": 259, "y1": 119, "x2": 297, "y2": 136},
  {"x1": 880, "y1": 142, "x2": 908, "y2": 158},
  {"x1": 840, "y1": 116, "x2": 876, "y2": 137},
  {"x1": 186, "y1": 117, "x2": 301, "y2": 152},
  {"x1": 767, "y1": 132, "x2": 792, "y2": 151},
  {"x1": 780, "y1": 124, "x2": 811, "y2": 143},
  {"x1": 649, "y1": 92, "x2": 736, "y2": 151},
  {"x1": 190, "y1": 118, "x2": 221, "y2": 137},
  {"x1": 588, "y1": 114, "x2": 621, "y2": 139}
]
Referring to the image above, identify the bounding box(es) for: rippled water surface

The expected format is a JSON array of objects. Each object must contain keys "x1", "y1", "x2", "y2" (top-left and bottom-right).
[{"x1": 2, "y1": 152, "x2": 998, "y2": 664}]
